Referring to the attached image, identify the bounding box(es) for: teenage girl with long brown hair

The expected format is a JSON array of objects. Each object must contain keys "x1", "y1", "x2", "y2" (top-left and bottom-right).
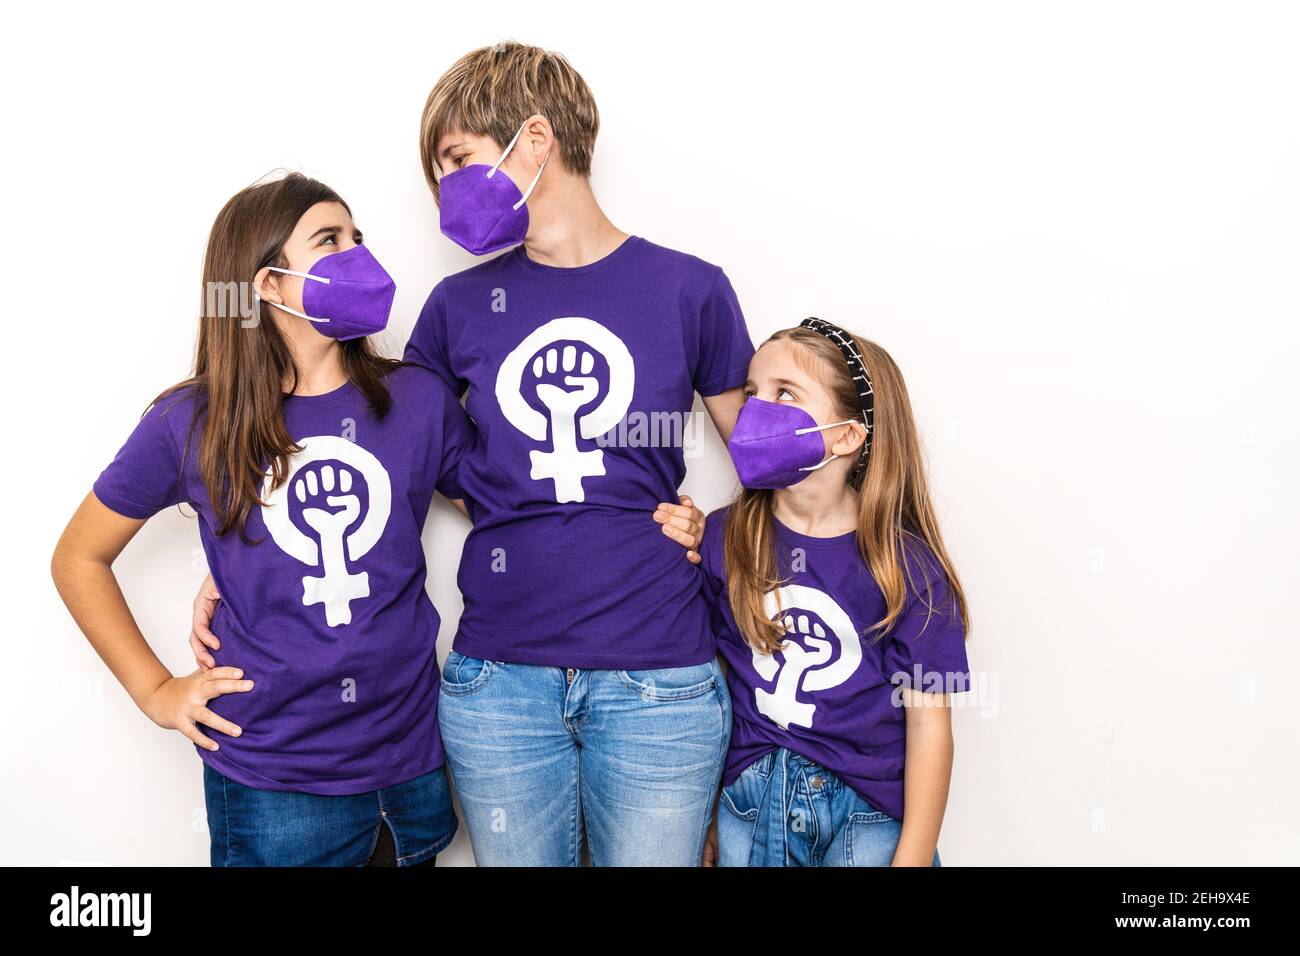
[
  {"x1": 700, "y1": 319, "x2": 971, "y2": 867},
  {"x1": 50, "y1": 172, "x2": 477, "y2": 866}
]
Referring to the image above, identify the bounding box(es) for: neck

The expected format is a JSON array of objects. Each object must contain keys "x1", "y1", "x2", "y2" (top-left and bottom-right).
[
  {"x1": 276, "y1": 318, "x2": 346, "y2": 396},
  {"x1": 772, "y1": 468, "x2": 859, "y2": 537},
  {"x1": 523, "y1": 173, "x2": 628, "y2": 268}
]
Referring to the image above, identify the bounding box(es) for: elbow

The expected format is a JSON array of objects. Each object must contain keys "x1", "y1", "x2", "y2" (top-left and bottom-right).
[
  {"x1": 50, "y1": 537, "x2": 74, "y2": 595},
  {"x1": 50, "y1": 532, "x2": 94, "y2": 598}
]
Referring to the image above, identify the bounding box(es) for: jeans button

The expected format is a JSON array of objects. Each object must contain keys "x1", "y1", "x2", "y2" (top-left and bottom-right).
[{"x1": 810, "y1": 774, "x2": 824, "y2": 790}]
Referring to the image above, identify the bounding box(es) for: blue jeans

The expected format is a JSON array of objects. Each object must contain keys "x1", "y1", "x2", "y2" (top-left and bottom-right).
[
  {"x1": 437, "y1": 652, "x2": 731, "y2": 866},
  {"x1": 716, "y1": 748, "x2": 941, "y2": 867},
  {"x1": 203, "y1": 763, "x2": 458, "y2": 867}
]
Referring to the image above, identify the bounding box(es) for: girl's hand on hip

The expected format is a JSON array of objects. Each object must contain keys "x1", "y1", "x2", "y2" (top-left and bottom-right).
[{"x1": 141, "y1": 668, "x2": 253, "y2": 752}]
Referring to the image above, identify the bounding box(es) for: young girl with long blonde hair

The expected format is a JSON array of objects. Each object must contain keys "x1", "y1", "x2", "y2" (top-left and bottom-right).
[{"x1": 700, "y1": 319, "x2": 971, "y2": 867}]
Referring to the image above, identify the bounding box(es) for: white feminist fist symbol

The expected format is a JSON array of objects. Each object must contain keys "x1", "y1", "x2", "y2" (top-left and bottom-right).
[
  {"x1": 261, "y1": 435, "x2": 392, "y2": 627},
  {"x1": 753, "y1": 585, "x2": 863, "y2": 730},
  {"x1": 495, "y1": 317, "x2": 635, "y2": 503}
]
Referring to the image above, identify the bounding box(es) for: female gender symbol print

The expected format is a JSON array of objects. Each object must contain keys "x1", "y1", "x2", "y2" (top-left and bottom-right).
[{"x1": 260, "y1": 435, "x2": 392, "y2": 627}]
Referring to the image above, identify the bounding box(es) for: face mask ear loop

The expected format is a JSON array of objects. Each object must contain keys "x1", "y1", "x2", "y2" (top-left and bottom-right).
[
  {"x1": 793, "y1": 419, "x2": 863, "y2": 473},
  {"x1": 258, "y1": 267, "x2": 331, "y2": 324},
  {"x1": 793, "y1": 419, "x2": 856, "y2": 436},
  {"x1": 266, "y1": 266, "x2": 330, "y2": 285},
  {"x1": 512, "y1": 154, "x2": 548, "y2": 211},
  {"x1": 487, "y1": 121, "x2": 528, "y2": 179},
  {"x1": 257, "y1": 296, "x2": 329, "y2": 324},
  {"x1": 483, "y1": 120, "x2": 549, "y2": 210},
  {"x1": 798, "y1": 454, "x2": 840, "y2": 473}
]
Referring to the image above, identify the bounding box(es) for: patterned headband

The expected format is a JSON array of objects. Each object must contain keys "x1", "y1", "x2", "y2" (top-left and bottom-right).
[{"x1": 798, "y1": 317, "x2": 875, "y2": 481}]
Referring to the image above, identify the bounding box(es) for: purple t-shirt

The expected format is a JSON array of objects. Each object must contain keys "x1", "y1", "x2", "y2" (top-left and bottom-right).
[
  {"x1": 405, "y1": 237, "x2": 753, "y2": 668},
  {"x1": 699, "y1": 507, "x2": 971, "y2": 820},
  {"x1": 93, "y1": 366, "x2": 473, "y2": 795}
]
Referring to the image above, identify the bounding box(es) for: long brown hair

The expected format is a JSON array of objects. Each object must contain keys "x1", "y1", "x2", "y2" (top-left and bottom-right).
[
  {"x1": 724, "y1": 325, "x2": 970, "y2": 655},
  {"x1": 158, "y1": 172, "x2": 399, "y2": 539}
]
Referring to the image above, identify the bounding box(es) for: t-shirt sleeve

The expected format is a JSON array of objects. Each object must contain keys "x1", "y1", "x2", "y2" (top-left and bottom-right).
[
  {"x1": 433, "y1": 381, "x2": 475, "y2": 502},
  {"x1": 696, "y1": 510, "x2": 729, "y2": 607},
  {"x1": 693, "y1": 269, "x2": 754, "y2": 396},
  {"x1": 92, "y1": 397, "x2": 188, "y2": 519},
  {"x1": 883, "y1": 544, "x2": 971, "y2": 694},
  {"x1": 404, "y1": 283, "x2": 467, "y2": 398}
]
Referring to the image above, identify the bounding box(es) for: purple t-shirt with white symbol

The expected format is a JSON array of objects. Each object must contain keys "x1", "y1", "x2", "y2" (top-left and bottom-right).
[
  {"x1": 699, "y1": 507, "x2": 971, "y2": 820},
  {"x1": 405, "y1": 237, "x2": 754, "y2": 669},
  {"x1": 92, "y1": 366, "x2": 473, "y2": 795}
]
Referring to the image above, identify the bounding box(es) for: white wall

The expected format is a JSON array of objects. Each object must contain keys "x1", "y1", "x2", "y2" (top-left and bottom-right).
[{"x1": 3, "y1": 0, "x2": 1296, "y2": 865}]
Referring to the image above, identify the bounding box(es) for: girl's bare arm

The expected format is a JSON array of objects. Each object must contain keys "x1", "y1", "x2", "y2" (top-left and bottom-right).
[
  {"x1": 53, "y1": 492, "x2": 252, "y2": 749},
  {"x1": 892, "y1": 688, "x2": 955, "y2": 866}
]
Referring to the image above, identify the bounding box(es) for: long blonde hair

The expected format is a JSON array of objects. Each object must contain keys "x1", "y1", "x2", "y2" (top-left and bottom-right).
[{"x1": 724, "y1": 325, "x2": 969, "y2": 655}]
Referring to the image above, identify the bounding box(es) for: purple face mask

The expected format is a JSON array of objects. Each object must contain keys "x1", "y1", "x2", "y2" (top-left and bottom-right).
[
  {"x1": 727, "y1": 397, "x2": 858, "y2": 489},
  {"x1": 438, "y1": 121, "x2": 548, "y2": 256},
  {"x1": 263, "y1": 244, "x2": 396, "y2": 341}
]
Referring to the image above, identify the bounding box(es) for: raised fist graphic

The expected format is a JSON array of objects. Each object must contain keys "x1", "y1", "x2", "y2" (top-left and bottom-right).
[
  {"x1": 294, "y1": 462, "x2": 369, "y2": 626},
  {"x1": 494, "y1": 317, "x2": 636, "y2": 504},
  {"x1": 756, "y1": 612, "x2": 835, "y2": 729},
  {"x1": 527, "y1": 343, "x2": 606, "y2": 503},
  {"x1": 753, "y1": 585, "x2": 864, "y2": 730},
  {"x1": 260, "y1": 435, "x2": 392, "y2": 629}
]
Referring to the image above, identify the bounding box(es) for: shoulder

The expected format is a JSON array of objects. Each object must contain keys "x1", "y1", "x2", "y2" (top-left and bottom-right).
[
  {"x1": 898, "y1": 534, "x2": 945, "y2": 591},
  {"x1": 103, "y1": 382, "x2": 204, "y2": 482},
  {"x1": 417, "y1": 253, "x2": 519, "y2": 323},
  {"x1": 896, "y1": 532, "x2": 964, "y2": 625},
  {"x1": 140, "y1": 382, "x2": 205, "y2": 440},
  {"x1": 383, "y1": 363, "x2": 459, "y2": 408},
  {"x1": 631, "y1": 238, "x2": 727, "y2": 291},
  {"x1": 149, "y1": 380, "x2": 204, "y2": 414}
]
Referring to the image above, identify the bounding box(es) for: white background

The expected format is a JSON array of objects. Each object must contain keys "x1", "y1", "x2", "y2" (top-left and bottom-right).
[{"x1": 2, "y1": 0, "x2": 1296, "y2": 866}]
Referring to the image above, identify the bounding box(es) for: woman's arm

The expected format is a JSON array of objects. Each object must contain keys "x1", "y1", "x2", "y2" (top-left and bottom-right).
[
  {"x1": 650, "y1": 386, "x2": 745, "y2": 566},
  {"x1": 702, "y1": 387, "x2": 746, "y2": 443},
  {"x1": 892, "y1": 688, "x2": 955, "y2": 866},
  {"x1": 53, "y1": 492, "x2": 253, "y2": 750}
]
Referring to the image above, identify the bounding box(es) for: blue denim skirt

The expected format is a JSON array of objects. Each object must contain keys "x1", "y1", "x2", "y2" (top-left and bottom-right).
[{"x1": 203, "y1": 762, "x2": 458, "y2": 867}]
